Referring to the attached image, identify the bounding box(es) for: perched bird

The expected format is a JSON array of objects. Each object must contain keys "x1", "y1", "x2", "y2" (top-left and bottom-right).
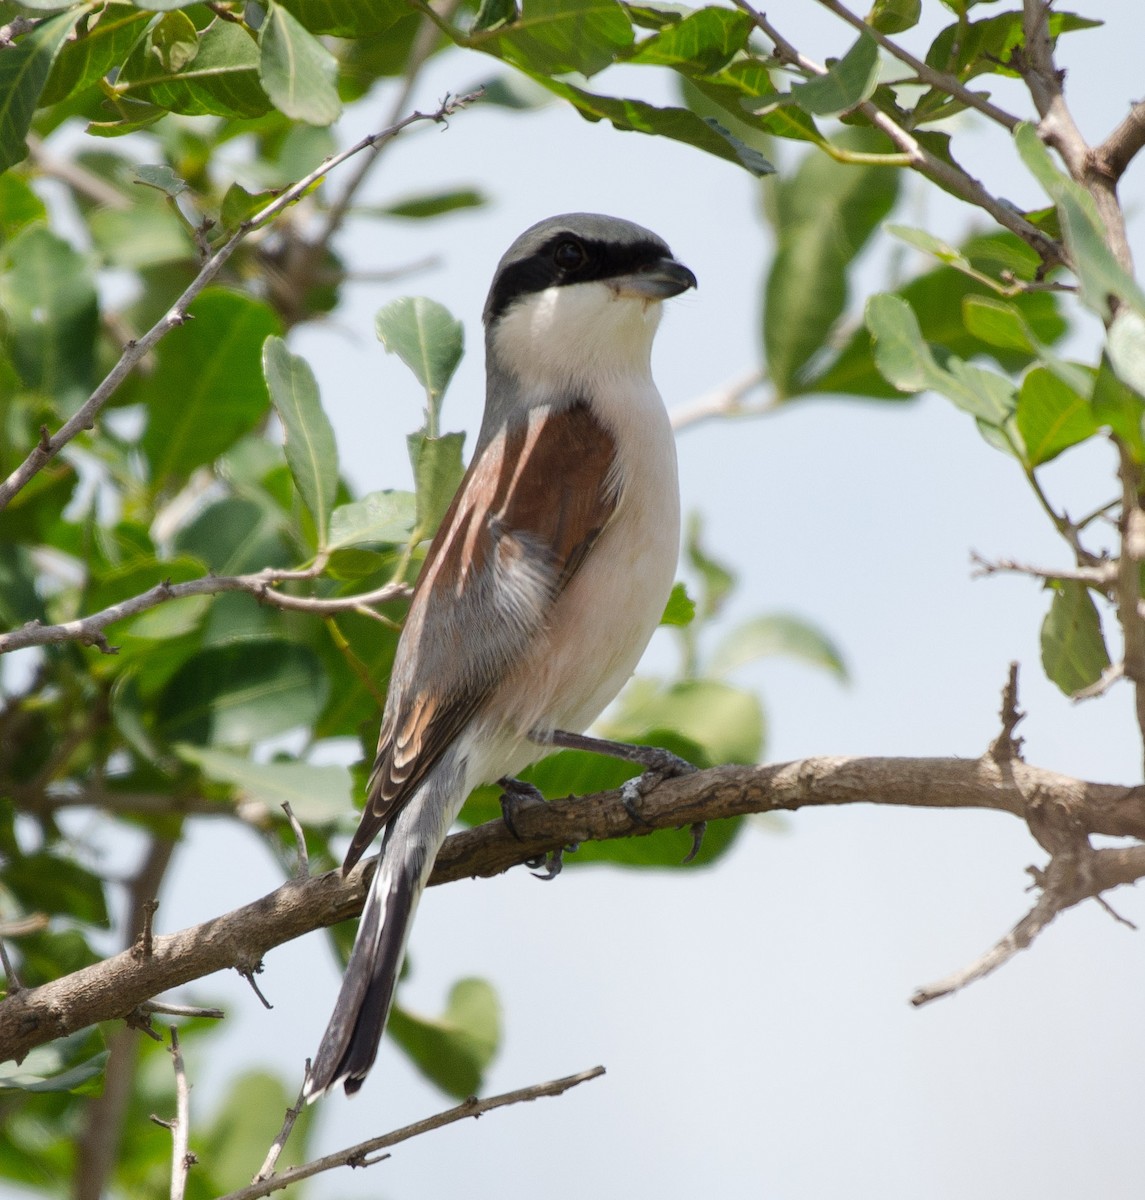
[{"x1": 306, "y1": 213, "x2": 696, "y2": 1099}]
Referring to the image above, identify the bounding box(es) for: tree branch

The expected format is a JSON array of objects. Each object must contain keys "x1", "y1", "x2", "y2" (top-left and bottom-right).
[
  {"x1": 0, "y1": 91, "x2": 481, "y2": 515},
  {"x1": 811, "y1": 0, "x2": 1021, "y2": 131},
  {"x1": 3, "y1": 756, "x2": 1144, "y2": 1064},
  {"x1": 0, "y1": 572, "x2": 409, "y2": 655},
  {"x1": 1093, "y1": 100, "x2": 1145, "y2": 184},
  {"x1": 732, "y1": 1, "x2": 1065, "y2": 267},
  {"x1": 221, "y1": 1066, "x2": 605, "y2": 1200}
]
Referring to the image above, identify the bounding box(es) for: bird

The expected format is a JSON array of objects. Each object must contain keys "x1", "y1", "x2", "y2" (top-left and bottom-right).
[{"x1": 305, "y1": 212, "x2": 696, "y2": 1100}]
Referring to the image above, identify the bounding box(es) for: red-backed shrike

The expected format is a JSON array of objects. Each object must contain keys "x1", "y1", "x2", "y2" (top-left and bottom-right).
[{"x1": 306, "y1": 213, "x2": 695, "y2": 1099}]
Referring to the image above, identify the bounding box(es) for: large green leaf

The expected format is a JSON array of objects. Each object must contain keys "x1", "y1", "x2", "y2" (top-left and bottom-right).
[
  {"x1": 536, "y1": 76, "x2": 774, "y2": 176},
  {"x1": 375, "y1": 297, "x2": 464, "y2": 428},
  {"x1": 1040, "y1": 581, "x2": 1110, "y2": 697},
  {"x1": 40, "y1": 4, "x2": 152, "y2": 106},
  {"x1": 1015, "y1": 366, "x2": 1097, "y2": 467},
  {"x1": 407, "y1": 431, "x2": 465, "y2": 542},
  {"x1": 1092, "y1": 353, "x2": 1145, "y2": 461},
  {"x1": 389, "y1": 978, "x2": 501, "y2": 1099},
  {"x1": 259, "y1": 2, "x2": 341, "y2": 126},
  {"x1": 174, "y1": 496, "x2": 294, "y2": 574},
  {"x1": 0, "y1": 225, "x2": 98, "y2": 409},
  {"x1": 710, "y1": 613, "x2": 848, "y2": 681},
  {"x1": 0, "y1": 10, "x2": 80, "y2": 172},
  {"x1": 140, "y1": 289, "x2": 282, "y2": 490},
  {"x1": 176, "y1": 745, "x2": 353, "y2": 825},
  {"x1": 625, "y1": 7, "x2": 751, "y2": 71},
  {"x1": 263, "y1": 337, "x2": 339, "y2": 544},
  {"x1": 154, "y1": 639, "x2": 328, "y2": 746},
  {"x1": 789, "y1": 29, "x2": 879, "y2": 116},
  {"x1": 471, "y1": 0, "x2": 633, "y2": 77},
  {"x1": 0, "y1": 1030, "x2": 107, "y2": 1095},
  {"x1": 764, "y1": 135, "x2": 898, "y2": 397},
  {"x1": 278, "y1": 0, "x2": 415, "y2": 37},
  {"x1": 122, "y1": 19, "x2": 272, "y2": 119},
  {"x1": 328, "y1": 490, "x2": 416, "y2": 550},
  {"x1": 1107, "y1": 308, "x2": 1145, "y2": 399},
  {"x1": 0, "y1": 172, "x2": 47, "y2": 244}
]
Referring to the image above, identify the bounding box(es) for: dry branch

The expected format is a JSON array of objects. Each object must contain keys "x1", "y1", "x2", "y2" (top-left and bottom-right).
[{"x1": 3, "y1": 755, "x2": 1144, "y2": 1065}]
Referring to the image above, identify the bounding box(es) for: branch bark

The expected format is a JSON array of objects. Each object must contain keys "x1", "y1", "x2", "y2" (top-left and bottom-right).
[{"x1": 3, "y1": 755, "x2": 1143, "y2": 1065}]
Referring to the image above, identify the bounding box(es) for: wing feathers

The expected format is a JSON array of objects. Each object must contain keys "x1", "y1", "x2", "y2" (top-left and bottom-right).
[{"x1": 343, "y1": 401, "x2": 619, "y2": 873}]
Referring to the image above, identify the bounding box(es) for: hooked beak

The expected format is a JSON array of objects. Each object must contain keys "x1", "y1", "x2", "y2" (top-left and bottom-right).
[{"x1": 610, "y1": 256, "x2": 698, "y2": 301}]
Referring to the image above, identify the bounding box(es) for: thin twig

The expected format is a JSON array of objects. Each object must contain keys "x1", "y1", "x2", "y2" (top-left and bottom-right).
[
  {"x1": 1072, "y1": 660, "x2": 1125, "y2": 702},
  {"x1": 218, "y1": 1066, "x2": 606, "y2": 1200},
  {"x1": 810, "y1": 0, "x2": 1021, "y2": 130},
  {"x1": 0, "y1": 940, "x2": 23, "y2": 994},
  {"x1": 0, "y1": 14, "x2": 37, "y2": 45},
  {"x1": 164, "y1": 1028, "x2": 194, "y2": 1200},
  {"x1": 911, "y1": 843, "x2": 1145, "y2": 1006},
  {"x1": 0, "y1": 91, "x2": 481, "y2": 515},
  {"x1": 136, "y1": 1000, "x2": 226, "y2": 1020},
  {"x1": 969, "y1": 551, "x2": 1115, "y2": 590},
  {"x1": 670, "y1": 369, "x2": 772, "y2": 431},
  {"x1": 281, "y1": 803, "x2": 310, "y2": 879},
  {"x1": 252, "y1": 1070, "x2": 309, "y2": 1184},
  {"x1": 0, "y1": 572, "x2": 409, "y2": 655},
  {"x1": 987, "y1": 662, "x2": 1025, "y2": 763}
]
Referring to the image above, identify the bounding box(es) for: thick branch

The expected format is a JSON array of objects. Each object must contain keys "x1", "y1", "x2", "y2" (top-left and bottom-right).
[
  {"x1": 3, "y1": 755, "x2": 1143, "y2": 1064},
  {"x1": 0, "y1": 573, "x2": 409, "y2": 655},
  {"x1": 0, "y1": 92, "x2": 480, "y2": 515},
  {"x1": 1094, "y1": 101, "x2": 1145, "y2": 183}
]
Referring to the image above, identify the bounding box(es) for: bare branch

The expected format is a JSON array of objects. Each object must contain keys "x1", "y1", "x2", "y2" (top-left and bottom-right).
[
  {"x1": 253, "y1": 1071, "x2": 309, "y2": 1185},
  {"x1": 220, "y1": 1066, "x2": 605, "y2": 1200},
  {"x1": 1073, "y1": 661, "x2": 1126, "y2": 702},
  {"x1": 670, "y1": 369, "x2": 772, "y2": 432},
  {"x1": 1094, "y1": 100, "x2": 1145, "y2": 183},
  {"x1": 5, "y1": 756, "x2": 1145, "y2": 1064},
  {"x1": 0, "y1": 91, "x2": 482, "y2": 515},
  {"x1": 163, "y1": 1028, "x2": 194, "y2": 1200},
  {"x1": 987, "y1": 661, "x2": 1025, "y2": 763},
  {"x1": 912, "y1": 843, "x2": 1145, "y2": 1006},
  {"x1": 281, "y1": 803, "x2": 310, "y2": 879},
  {"x1": 732, "y1": 1, "x2": 1064, "y2": 267},
  {"x1": 970, "y1": 551, "x2": 1115, "y2": 591},
  {"x1": 811, "y1": 0, "x2": 1021, "y2": 131},
  {"x1": 0, "y1": 571, "x2": 409, "y2": 655}
]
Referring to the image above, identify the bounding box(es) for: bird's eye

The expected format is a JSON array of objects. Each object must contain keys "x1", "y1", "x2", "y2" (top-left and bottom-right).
[{"x1": 553, "y1": 239, "x2": 587, "y2": 270}]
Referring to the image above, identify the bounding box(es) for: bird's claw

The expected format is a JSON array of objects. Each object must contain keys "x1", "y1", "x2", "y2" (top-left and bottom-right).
[
  {"x1": 682, "y1": 820, "x2": 707, "y2": 864},
  {"x1": 531, "y1": 842, "x2": 579, "y2": 881},
  {"x1": 499, "y1": 776, "x2": 546, "y2": 841}
]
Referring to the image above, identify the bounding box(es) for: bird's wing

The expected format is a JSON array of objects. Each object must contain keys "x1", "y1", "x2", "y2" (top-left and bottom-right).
[{"x1": 342, "y1": 400, "x2": 620, "y2": 872}]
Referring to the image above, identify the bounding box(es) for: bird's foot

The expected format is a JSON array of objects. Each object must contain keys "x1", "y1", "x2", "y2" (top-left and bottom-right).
[{"x1": 499, "y1": 775, "x2": 546, "y2": 841}]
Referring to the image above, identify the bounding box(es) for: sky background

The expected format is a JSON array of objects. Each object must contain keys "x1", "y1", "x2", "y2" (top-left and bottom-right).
[{"x1": 65, "y1": 4, "x2": 1145, "y2": 1197}]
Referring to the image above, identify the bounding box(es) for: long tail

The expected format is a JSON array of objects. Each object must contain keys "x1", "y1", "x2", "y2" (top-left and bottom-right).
[{"x1": 305, "y1": 759, "x2": 464, "y2": 1100}]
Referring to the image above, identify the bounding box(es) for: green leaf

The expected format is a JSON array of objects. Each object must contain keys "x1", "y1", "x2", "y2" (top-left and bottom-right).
[
  {"x1": 407, "y1": 431, "x2": 466, "y2": 541},
  {"x1": 174, "y1": 496, "x2": 293, "y2": 574},
  {"x1": 606, "y1": 678, "x2": 764, "y2": 767},
  {"x1": 626, "y1": 7, "x2": 751, "y2": 72},
  {"x1": 0, "y1": 1030, "x2": 107, "y2": 1095},
  {"x1": 154, "y1": 639, "x2": 328, "y2": 747},
  {"x1": 1040, "y1": 581, "x2": 1110, "y2": 697},
  {"x1": 685, "y1": 513, "x2": 735, "y2": 622},
  {"x1": 3, "y1": 851, "x2": 109, "y2": 926},
  {"x1": 961, "y1": 294, "x2": 1036, "y2": 352},
  {"x1": 388, "y1": 979, "x2": 501, "y2": 1099},
  {"x1": 789, "y1": 30, "x2": 879, "y2": 116},
  {"x1": 140, "y1": 289, "x2": 282, "y2": 490},
  {"x1": 376, "y1": 297, "x2": 464, "y2": 428},
  {"x1": 472, "y1": 0, "x2": 634, "y2": 77},
  {"x1": 709, "y1": 614, "x2": 848, "y2": 681},
  {"x1": 1015, "y1": 366, "x2": 1097, "y2": 466},
  {"x1": 328, "y1": 490, "x2": 416, "y2": 550},
  {"x1": 0, "y1": 10, "x2": 80, "y2": 172},
  {"x1": 0, "y1": 225, "x2": 98, "y2": 408},
  {"x1": 123, "y1": 19, "x2": 272, "y2": 119},
  {"x1": 1107, "y1": 308, "x2": 1145, "y2": 398},
  {"x1": 1015, "y1": 122, "x2": 1145, "y2": 319},
  {"x1": 865, "y1": 293, "x2": 1016, "y2": 425},
  {"x1": 263, "y1": 337, "x2": 339, "y2": 543},
  {"x1": 151, "y1": 9, "x2": 198, "y2": 73},
  {"x1": 132, "y1": 163, "x2": 189, "y2": 196},
  {"x1": 277, "y1": 0, "x2": 411, "y2": 37},
  {"x1": 535, "y1": 77, "x2": 775, "y2": 176},
  {"x1": 867, "y1": 0, "x2": 920, "y2": 34},
  {"x1": 660, "y1": 581, "x2": 695, "y2": 627},
  {"x1": 259, "y1": 2, "x2": 341, "y2": 126},
  {"x1": 88, "y1": 202, "x2": 195, "y2": 270},
  {"x1": 764, "y1": 136, "x2": 898, "y2": 396},
  {"x1": 0, "y1": 171, "x2": 47, "y2": 243},
  {"x1": 377, "y1": 188, "x2": 489, "y2": 219},
  {"x1": 40, "y1": 4, "x2": 152, "y2": 106},
  {"x1": 1092, "y1": 353, "x2": 1145, "y2": 461},
  {"x1": 176, "y1": 745, "x2": 352, "y2": 824}
]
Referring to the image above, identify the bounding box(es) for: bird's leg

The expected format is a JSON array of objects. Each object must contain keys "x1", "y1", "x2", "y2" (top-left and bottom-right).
[
  {"x1": 535, "y1": 729, "x2": 703, "y2": 860},
  {"x1": 497, "y1": 776, "x2": 575, "y2": 881}
]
